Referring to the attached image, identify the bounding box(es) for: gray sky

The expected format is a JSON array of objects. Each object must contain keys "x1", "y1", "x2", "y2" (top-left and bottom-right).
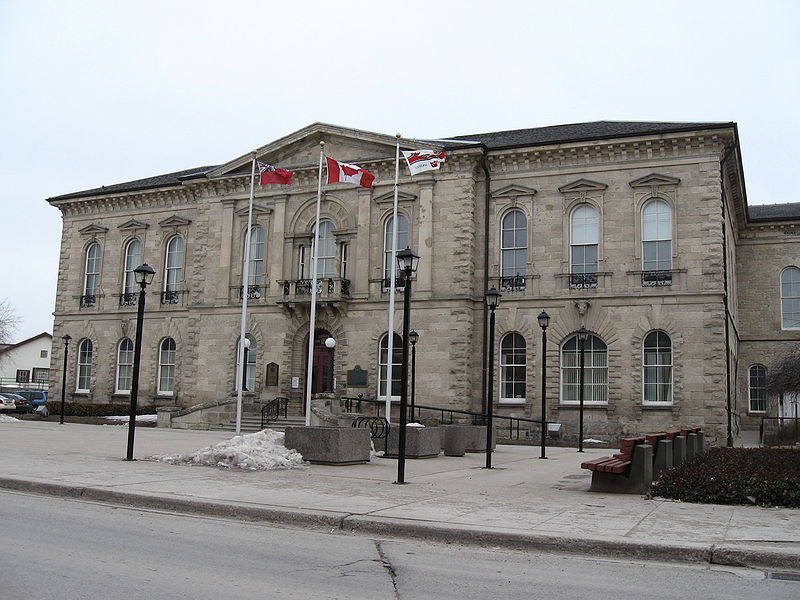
[{"x1": 1, "y1": 0, "x2": 798, "y2": 342}]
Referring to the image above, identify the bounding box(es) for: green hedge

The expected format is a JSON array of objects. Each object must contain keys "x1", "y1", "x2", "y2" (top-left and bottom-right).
[
  {"x1": 651, "y1": 447, "x2": 800, "y2": 507},
  {"x1": 44, "y1": 401, "x2": 157, "y2": 417}
]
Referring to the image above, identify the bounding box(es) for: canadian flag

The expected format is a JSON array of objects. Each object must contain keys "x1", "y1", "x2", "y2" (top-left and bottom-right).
[{"x1": 326, "y1": 157, "x2": 375, "y2": 188}]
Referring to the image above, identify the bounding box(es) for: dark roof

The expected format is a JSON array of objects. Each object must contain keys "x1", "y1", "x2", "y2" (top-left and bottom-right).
[
  {"x1": 440, "y1": 120, "x2": 734, "y2": 149},
  {"x1": 0, "y1": 332, "x2": 52, "y2": 356},
  {"x1": 47, "y1": 166, "x2": 216, "y2": 202},
  {"x1": 748, "y1": 203, "x2": 800, "y2": 222}
]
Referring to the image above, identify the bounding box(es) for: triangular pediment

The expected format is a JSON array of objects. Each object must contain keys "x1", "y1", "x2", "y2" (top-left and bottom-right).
[
  {"x1": 373, "y1": 190, "x2": 418, "y2": 204},
  {"x1": 118, "y1": 219, "x2": 149, "y2": 231},
  {"x1": 235, "y1": 204, "x2": 273, "y2": 217},
  {"x1": 209, "y1": 123, "x2": 421, "y2": 179},
  {"x1": 158, "y1": 215, "x2": 192, "y2": 227},
  {"x1": 492, "y1": 184, "x2": 537, "y2": 198},
  {"x1": 78, "y1": 223, "x2": 108, "y2": 235},
  {"x1": 558, "y1": 179, "x2": 608, "y2": 193},
  {"x1": 629, "y1": 173, "x2": 681, "y2": 188}
]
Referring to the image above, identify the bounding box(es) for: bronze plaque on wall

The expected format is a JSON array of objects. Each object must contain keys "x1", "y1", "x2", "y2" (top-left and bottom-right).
[
  {"x1": 266, "y1": 362, "x2": 279, "y2": 387},
  {"x1": 346, "y1": 365, "x2": 368, "y2": 387}
]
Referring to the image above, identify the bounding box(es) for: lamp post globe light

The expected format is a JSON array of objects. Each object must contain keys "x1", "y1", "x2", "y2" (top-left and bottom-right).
[
  {"x1": 395, "y1": 247, "x2": 420, "y2": 485},
  {"x1": 408, "y1": 330, "x2": 419, "y2": 422},
  {"x1": 537, "y1": 311, "x2": 550, "y2": 460},
  {"x1": 324, "y1": 336, "x2": 336, "y2": 392},
  {"x1": 576, "y1": 327, "x2": 589, "y2": 453},
  {"x1": 60, "y1": 334, "x2": 72, "y2": 425},
  {"x1": 126, "y1": 263, "x2": 155, "y2": 461},
  {"x1": 484, "y1": 287, "x2": 502, "y2": 469}
]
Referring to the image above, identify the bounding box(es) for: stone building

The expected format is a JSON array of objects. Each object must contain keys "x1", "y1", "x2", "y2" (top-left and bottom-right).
[{"x1": 46, "y1": 121, "x2": 800, "y2": 444}]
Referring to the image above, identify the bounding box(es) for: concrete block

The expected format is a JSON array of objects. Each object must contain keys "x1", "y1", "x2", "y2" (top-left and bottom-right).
[
  {"x1": 653, "y1": 439, "x2": 673, "y2": 477},
  {"x1": 687, "y1": 433, "x2": 699, "y2": 459},
  {"x1": 443, "y1": 426, "x2": 469, "y2": 456},
  {"x1": 284, "y1": 426, "x2": 371, "y2": 465},
  {"x1": 384, "y1": 426, "x2": 440, "y2": 458},
  {"x1": 673, "y1": 435, "x2": 687, "y2": 466}
]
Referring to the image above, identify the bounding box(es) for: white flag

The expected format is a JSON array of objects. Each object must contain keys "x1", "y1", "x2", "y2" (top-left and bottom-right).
[{"x1": 402, "y1": 150, "x2": 446, "y2": 175}]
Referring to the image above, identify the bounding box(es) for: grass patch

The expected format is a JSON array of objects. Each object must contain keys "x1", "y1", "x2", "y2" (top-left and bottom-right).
[{"x1": 651, "y1": 447, "x2": 800, "y2": 507}]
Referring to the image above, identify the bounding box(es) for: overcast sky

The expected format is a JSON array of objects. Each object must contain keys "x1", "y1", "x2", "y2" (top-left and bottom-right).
[{"x1": 1, "y1": 0, "x2": 798, "y2": 343}]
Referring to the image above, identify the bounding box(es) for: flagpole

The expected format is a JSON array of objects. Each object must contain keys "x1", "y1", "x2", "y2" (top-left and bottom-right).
[
  {"x1": 235, "y1": 153, "x2": 257, "y2": 434},
  {"x1": 305, "y1": 142, "x2": 325, "y2": 426},
  {"x1": 384, "y1": 133, "x2": 402, "y2": 422}
]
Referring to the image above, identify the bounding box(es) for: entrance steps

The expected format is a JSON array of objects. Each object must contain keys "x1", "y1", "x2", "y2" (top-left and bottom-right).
[{"x1": 213, "y1": 414, "x2": 307, "y2": 434}]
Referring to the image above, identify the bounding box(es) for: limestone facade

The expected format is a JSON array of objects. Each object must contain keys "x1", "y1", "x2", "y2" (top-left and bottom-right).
[{"x1": 46, "y1": 121, "x2": 799, "y2": 445}]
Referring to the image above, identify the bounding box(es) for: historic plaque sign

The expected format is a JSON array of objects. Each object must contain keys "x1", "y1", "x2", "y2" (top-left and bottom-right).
[
  {"x1": 266, "y1": 362, "x2": 279, "y2": 387},
  {"x1": 346, "y1": 365, "x2": 368, "y2": 388}
]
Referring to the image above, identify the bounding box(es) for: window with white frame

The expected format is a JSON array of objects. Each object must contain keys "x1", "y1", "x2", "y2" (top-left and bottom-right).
[
  {"x1": 83, "y1": 242, "x2": 101, "y2": 297},
  {"x1": 570, "y1": 204, "x2": 599, "y2": 275},
  {"x1": 561, "y1": 334, "x2": 608, "y2": 404},
  {"x1": 748, "y1": 364, "x2": 767, "y2": 413},
  {"x1": 116, "y1": 338, "x2": 134, "y2": 393},
  {"x1": 642, "y1": 199, "x2": 672, "y2": 271},
  {"x1": 164, "y1": 235, "x2": 184, "y2": 293},
  {"x1": 780, "y1": 267, "x2": 800, "y2": 329},
  {"x1": 643, "y1": 331, "x2": 672, "y2": 404},
  {"x1": 297, "y1": 245, "x2": 307, "y2": 279},
  {"x1": 122, "y1": 239, "x2": 142, "y2": 295},
  {"x1": 383, "y1": 214, "x2": 409, "y2": 284},
  {"x1": 236, "y1": 335, "x2": 257, "y2": 391},
  {"x1": 378, "y1": 333, "x2": 402, "y2": 398},
  {"x1": 247, "y1": 227, "x2": 265, "y2": 286},
  {"x1": 500, "y1": 332, "x2": 526, "y2": 402},
  {"x1": 76, "y1": 339, "x2": 93, "y2": 392},
  {"x1": 340, "y1": 242, "x2": 349, "y2": 279},
  {"x1": 500, "y1": 210, "x2": 527, "y2": 279},
  {"x1": 158, "y1": 337, "x2": 176, "y2": 395},
  {"x1": 314, "y1": 220, "x2": 337, "y2": 278}
]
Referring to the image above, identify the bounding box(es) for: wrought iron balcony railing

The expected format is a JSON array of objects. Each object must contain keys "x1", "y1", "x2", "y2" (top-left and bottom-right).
[
  {"x1": 280, "y1": 278, "x2": 351, "y2": 301},
  {"x1": 641, "y1": 270, "x2": 672, "y2": 287},
  {"x1": 118, "y1": 293, "x2": 137, "y2": 307},
  {"x1": 238, "y1": 285, "x2": 263, "y2": 300},
  {"x1": 161, "y1": 290, "x2": 184, "y2": 304},
  {"x1": 79, "y1": 294, "x2": 96, "y2": 308},
  {"x1": 499, "y1": 275, "x2": 526, "y2": 292},
  {"x1": 569, "y1": 272, "x2": 598, "y2": 289}
]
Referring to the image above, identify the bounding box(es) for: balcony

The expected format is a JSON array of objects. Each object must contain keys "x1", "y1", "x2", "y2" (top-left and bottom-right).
[
  {"x1": 161, "y1": 290, "x2": 187, "y2": 305},
  {"x1": 642, "y1": 270, "x2": 672, "y2": 287},
  {"x1": 499, "y1": 275, "x2": 526, "y2": 292},
  {"x1": 238, "y1": 285, "x2": 264, "y2": 300},
  {"x1": 569, "y1": 273, "x2": 598, "y2": 289},
  {"x1": 118, "y1": 293, "x2": 137, "y2": 307},
  {"x1": 79, "y1": 294, "x2": 96, "y2": 308},
  {"x1": 278, "y1": 279, "x2": 351, "y2": 313}
]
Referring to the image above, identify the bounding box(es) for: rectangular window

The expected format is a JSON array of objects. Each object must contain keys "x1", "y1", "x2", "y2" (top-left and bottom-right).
[
  {"x1": 749, "y1": 366, "x2": 767, "y2": 413},
  {"x1": 16, "y1": 369, "x2": 30, "y2": 383},
  {"x1": 340, "y1": 242, "x2": 348, "y2": 279},
  {"x1": 32, "y1": 368, "x2": 49, "y2": 383},
  {"x1": 40, "y1": 350, "x2": 48, "y2": 359}
]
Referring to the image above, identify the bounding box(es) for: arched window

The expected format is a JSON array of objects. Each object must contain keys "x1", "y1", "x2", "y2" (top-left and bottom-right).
[
  {"x1": 314, "y1": 220, "x2": 337, "y2": 278},
  {"x1": 116, "y1": 338, "x2": 134, "y2": 393},
  {"x1": 83, "y1": 242, "x2": 101, "y2": 298},
  {"x1": 122, "y1": 240, "x2": 142, "y2": 295},
  {"x1": 569, "y1": 204, "x2": 598, "y2": 289},
  {"x1": 378, "y1": 333, "x2": 402, "y2": 398},
  {"x1": 158, "y1": 337, "x2": 177, "y2": 395},
  {"x1": 561, "y1": 334, "x2": 608, "y2": 404},
  {"x1": 748, "y1": 365, "x2": 767, "y2": 413},
  {"x1": 246, "y1": 227, "x2": 265, "y2": 287},
  {"x1": 76, "y1": 339, "x2": 93, "y2": 393},
  {"x1": 780, "y1": 267, "x2": 800, "y2": 329},
  {"x1": 500, "y1": 332, "x2": 526, "y2": 402},
  {"x1": 500, "y1": 210, "x2": 527, "y2": 281},
  {"x1": 642, "y1": 199, "x2": 672, "y2": 271},
  {"x1": 383, "y1": 214, "x2": 409, "y2": 282},
  {"x1": 235, "y1": 335, "x2": 257, "y2": 391},
  {"x1": 643, "y1": 331, "x2": 672, "y2": 404},
  {"x1": 164, "y1": 236, "x2": 184, "y2": 293}
]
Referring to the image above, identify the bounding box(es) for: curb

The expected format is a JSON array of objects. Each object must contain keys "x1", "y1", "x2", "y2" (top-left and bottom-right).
[{"x1": 2, "y1": 476, "x2": 798, "y2": 571}]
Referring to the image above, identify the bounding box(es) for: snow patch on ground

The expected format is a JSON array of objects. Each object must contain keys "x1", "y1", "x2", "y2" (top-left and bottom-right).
[
  {"x1": 583, "y1": 438, "x2": 607, "y2": 444},
  {"x1": 149, "y1": 429, "x2": 307, "y2": 471},
  {"x1": 0, "y1": 414, "x2": 21, "y2": 423},
  {"x1": 103, "y1": 414, "x2": 158, "y2": 423}
]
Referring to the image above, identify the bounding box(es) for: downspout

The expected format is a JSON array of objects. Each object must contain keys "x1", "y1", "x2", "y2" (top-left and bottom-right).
[
  {"x1": 720, "y1": 140, "x2": 737, "y2": 447},
  {"x1": 480, "y1": 147, "x2": 491, "y2": 416}
]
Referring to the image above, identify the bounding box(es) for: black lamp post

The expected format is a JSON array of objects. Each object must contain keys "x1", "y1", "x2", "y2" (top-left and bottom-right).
[
  {"x1": 241, "y1": 337, "x2": 251, "y2": 392},
  {"x1": 395, "y1": 247, "x2": 420, "y2": 485},
  {"x1": 409, "y1": 330, "x2": 419, "y2": 421},
  {"x1": 60, "y1": 334, "x2": 71, "y2": 425},
  {"x1": 576, "y1": 327, "x2": 589, "y2": 453},
  {"x1": 484, "y1": 287, "x2": 502, "y2": 469},
  {"x1": 126, "y1": 263, "x2": 155, "y2": 461},
  {"x1": 537, "y1": 311, "x2": 550, "y2": 460},
  {"x1": 325, "y1": 337, "x2": 336, "y2": 392}
]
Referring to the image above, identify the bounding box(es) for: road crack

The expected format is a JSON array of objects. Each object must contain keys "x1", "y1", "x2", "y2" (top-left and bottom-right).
[{"x1": 374, "y1": 540, "x2": 401, "y2": 599}]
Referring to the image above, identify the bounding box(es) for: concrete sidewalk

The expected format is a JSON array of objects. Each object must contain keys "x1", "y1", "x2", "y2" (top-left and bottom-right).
[{"x1": 1, "y1": 420, "x2": 798, "y2": 571}]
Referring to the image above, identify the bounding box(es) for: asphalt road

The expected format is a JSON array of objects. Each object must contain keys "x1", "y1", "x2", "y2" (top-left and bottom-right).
[{"x1": 1, "y1": 490, "x2": 796, "y2": 600}]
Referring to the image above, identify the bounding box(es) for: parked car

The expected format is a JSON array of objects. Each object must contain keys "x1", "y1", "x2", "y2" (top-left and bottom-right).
[
  {"x1": 0, "y1": 394, "x2": 17, "y2": 412},
  {"x1": 14, "y1": 390, "x2": 48, "y2": 406},
  {"x1": 3, "y1": 392, "x2": 35, "y2": 414}
]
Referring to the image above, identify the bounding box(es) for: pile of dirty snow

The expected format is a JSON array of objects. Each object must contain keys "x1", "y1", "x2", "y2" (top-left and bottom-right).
[
  {"x1": 103, "y1": 414, "x2": 158, "y2": 423},
  {"x1": 0, "y1": 414, "x2": 21, "y2": 423},
  {"x1": 149, "y1": 429, "x2": 306, "y2": 471}
]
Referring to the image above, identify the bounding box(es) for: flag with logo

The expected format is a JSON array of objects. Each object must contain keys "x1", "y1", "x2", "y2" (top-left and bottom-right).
[
  {"x1": 402, "y1": 150, "x2": 446, "y2": 175},
  {"x1": 326, "y1": 157, "x2": 375, "y2": 188},
  {"x1": 259, "y1": 162, "x2": 294, "y2": 185}
]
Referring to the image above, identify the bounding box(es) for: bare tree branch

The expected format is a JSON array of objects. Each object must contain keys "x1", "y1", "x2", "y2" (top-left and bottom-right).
[
  {"x1": 0, "y1": 299, "x2": 21, "y2": 345},
  {"x1": 767, "y1": 344, "x2": 800, "y2": 395}
]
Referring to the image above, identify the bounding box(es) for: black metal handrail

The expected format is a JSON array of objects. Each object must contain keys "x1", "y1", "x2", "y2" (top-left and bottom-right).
[
  {"x1": 341, "y1": 396, "x2": 543, "y2": 441},
  {"x1": 261, "y1": 396, "x2": 289, "y2": 430}
]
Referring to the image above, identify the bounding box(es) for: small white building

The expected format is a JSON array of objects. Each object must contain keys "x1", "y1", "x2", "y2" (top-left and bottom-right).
[{"x1": 0, "y1": 332, "x2": 53, "y2": 389}]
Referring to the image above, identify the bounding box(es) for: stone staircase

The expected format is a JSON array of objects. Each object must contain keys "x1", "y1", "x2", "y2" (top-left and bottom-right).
[{"x1": 214, "y1": 413, "x2": 306, "y2": 434}]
